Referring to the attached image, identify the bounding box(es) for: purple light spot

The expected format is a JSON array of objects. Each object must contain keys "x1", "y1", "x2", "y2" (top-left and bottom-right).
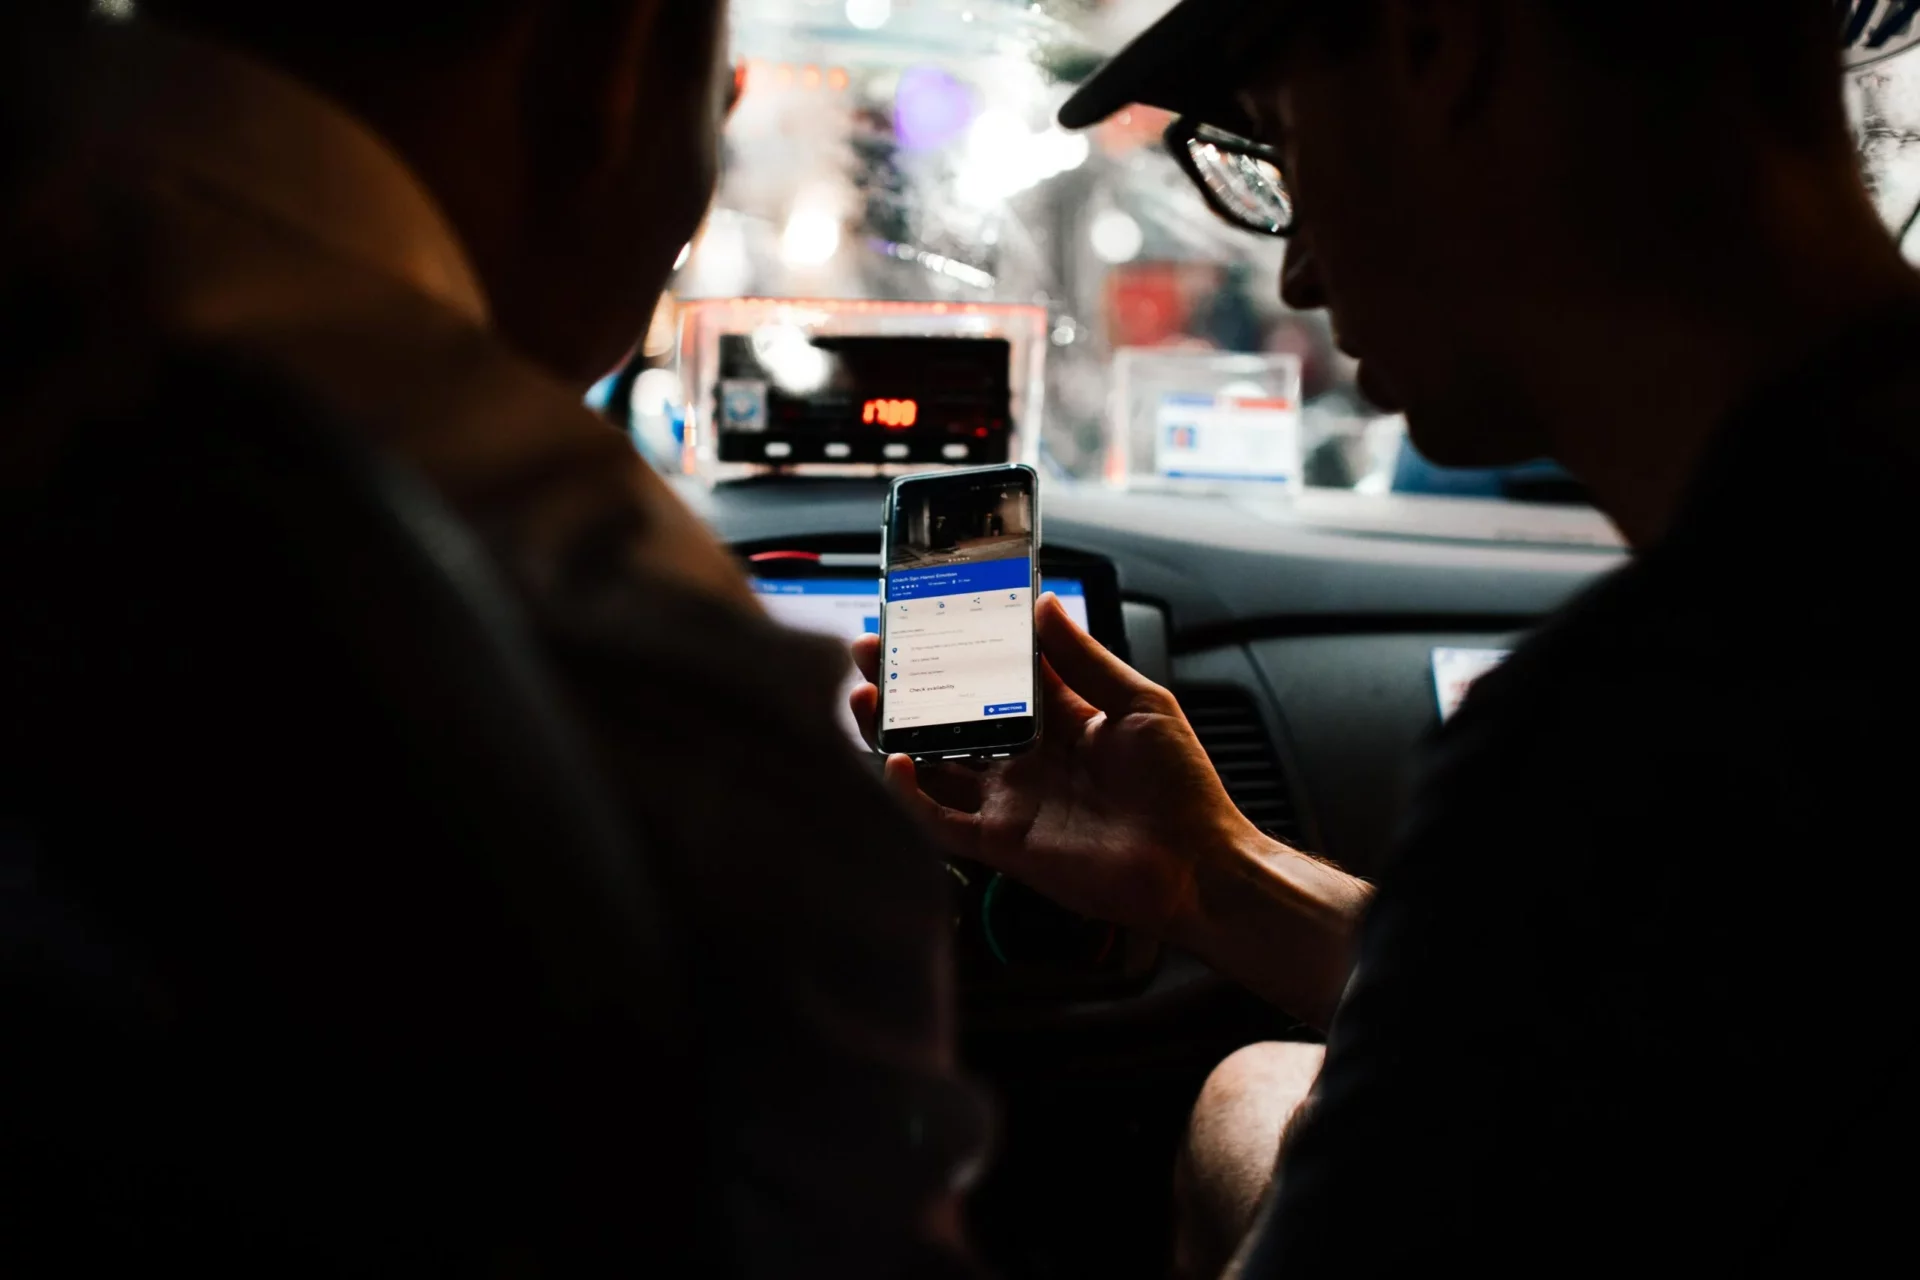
[{"x1": 893, "y1": 65, "x2": 976, "y2": 152}]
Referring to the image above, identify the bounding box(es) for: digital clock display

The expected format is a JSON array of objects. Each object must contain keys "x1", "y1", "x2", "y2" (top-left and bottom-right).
[
  {"x1": 715, "y1": 334, "x2": 1011, "y2": 466},
  {"x1": 863, "y1": 399, "x2": 919, "y2": 428}
]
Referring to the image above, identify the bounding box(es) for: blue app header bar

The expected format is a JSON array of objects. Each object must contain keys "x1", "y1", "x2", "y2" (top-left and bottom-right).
[
  {"x1": 751, "y1": 573, "x2": 1082, "y2": 600},
  {"x1": 886, "y1": 556, "x2": 1033, "y2": 602}
]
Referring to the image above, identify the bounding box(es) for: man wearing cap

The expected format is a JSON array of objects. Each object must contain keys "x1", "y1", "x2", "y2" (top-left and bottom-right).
[{"x1": 856, "y1": 0, "x2": 1920, "y2": 1273}]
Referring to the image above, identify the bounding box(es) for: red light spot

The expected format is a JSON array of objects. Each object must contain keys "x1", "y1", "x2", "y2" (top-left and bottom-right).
[{"x1": 974, "y1": 427, "x2": 989, "y2": 438}]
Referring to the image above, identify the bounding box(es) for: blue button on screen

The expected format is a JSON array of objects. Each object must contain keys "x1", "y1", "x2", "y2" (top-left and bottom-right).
[{"x1": 984, "y1": 702, "x2": 1029, "y2": 717}]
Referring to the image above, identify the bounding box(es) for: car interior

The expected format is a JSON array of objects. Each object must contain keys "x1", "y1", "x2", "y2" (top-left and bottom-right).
[
  {"x1": 9, "y1": 0, "x2": 1920, "y2": 1275},
  {"x1": 638, "y1": 4, "x2": 1920, "y2": 1274}
]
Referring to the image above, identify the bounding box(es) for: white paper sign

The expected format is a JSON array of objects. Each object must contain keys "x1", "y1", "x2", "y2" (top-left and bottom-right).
[
  {"x1": 1154, "y1": 392, "x2": 1300, "y2": 484},
  {"x1": 1431, "y1": 647, "x2": 1512, "y2": 721}
]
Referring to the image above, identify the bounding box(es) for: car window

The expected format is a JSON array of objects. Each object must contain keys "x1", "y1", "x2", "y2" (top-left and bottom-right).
[{"x1": 628, "y1": 1, "x2": 1920, "y2": 520}]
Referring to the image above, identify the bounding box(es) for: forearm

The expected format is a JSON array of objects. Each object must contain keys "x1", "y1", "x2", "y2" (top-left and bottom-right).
[{"x1": 1173, "y1": 831, "x2": 1374, "y2": 1030}]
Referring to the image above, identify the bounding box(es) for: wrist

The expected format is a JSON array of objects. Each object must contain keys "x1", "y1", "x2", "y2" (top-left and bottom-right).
[
  {"x1": 1167, "y1": 821, "x2": 1287, "y2": 951},
  {"x1": 1171, "y1": 825, "x2": 1373, "y2": 1029}
]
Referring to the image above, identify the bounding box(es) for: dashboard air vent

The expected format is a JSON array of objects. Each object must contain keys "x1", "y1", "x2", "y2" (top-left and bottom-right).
[{"x1": 1174, "y1": 685, "x2": 1306, "y2": 848}]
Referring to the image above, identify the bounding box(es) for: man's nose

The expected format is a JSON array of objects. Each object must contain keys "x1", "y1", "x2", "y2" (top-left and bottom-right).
[{"x1": 1280, "y1": 234, "x2": 1327, "y2": 313}]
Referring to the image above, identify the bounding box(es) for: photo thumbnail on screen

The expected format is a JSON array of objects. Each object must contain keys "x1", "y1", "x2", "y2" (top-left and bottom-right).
[{"x1": 888, "y1": 480, "x2": 1032, "y2": 572}]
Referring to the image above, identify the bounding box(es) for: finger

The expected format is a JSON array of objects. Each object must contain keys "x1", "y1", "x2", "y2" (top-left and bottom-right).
[
  {"x1": 915, "y1": 759, "x2": 986, "y2": 813},
  {"x1": 1035, "y1": 593, "x2": 1162, "y2": 717},
  {"x1": 884, "y1": 755, "x2": 983, "y2": 857},
  {"x1": 882, "y1": 754, "x2": 927, "y2": 813},
  {"x1": 850, "y1": 681, "x2": 880, "y2": 751},
  {"x1": 1040, "y1": 655, "x2": 1099, "y2": 728},
  {"x1": 851, "y1": 632, "x2": 881, "y2": 685}
]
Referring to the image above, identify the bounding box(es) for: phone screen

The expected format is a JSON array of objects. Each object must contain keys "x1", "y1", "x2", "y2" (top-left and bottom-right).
[{"x1": 879, "y1": 465, "x2": 1040, "y2": 757}]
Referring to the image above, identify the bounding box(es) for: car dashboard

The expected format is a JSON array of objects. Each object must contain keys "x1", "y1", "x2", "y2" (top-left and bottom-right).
[{"x1": 680, "y1": 475, "x2": 1621, "y2": 1012}]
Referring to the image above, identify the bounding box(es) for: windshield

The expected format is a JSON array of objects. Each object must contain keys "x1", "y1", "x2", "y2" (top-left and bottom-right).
[{"x1": 617, "y1": 0, "x2": 1920, "y2": 527}]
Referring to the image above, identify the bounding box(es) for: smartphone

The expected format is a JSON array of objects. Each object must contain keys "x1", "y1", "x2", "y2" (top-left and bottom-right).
[{"x1": 879, "y1": 464, "x2": 1042, "y2": 760}]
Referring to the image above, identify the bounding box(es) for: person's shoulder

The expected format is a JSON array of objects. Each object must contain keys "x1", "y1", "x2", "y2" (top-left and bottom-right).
[
  {"x1": 320, "y1": 315, "x2": 857, "y2": 731},
  {"x1": 5, "y1": 103, "x2": 753, "y2": 619},
  {"x1": 1440, "y1": 555, "x2": 1691, "y2": 749},
  {"x1": 1399, "y1": 553, "x2": 1761, "y2": 873},
  {"x1": 1406, "y1": 477, "x2": 1913, "y2": 887},
  {"x1": 196, "y1": 289, "x2": 755, "y2": 615},
  {"x1": 12, "y1": 145, "x2": 845, "y2": 729}
]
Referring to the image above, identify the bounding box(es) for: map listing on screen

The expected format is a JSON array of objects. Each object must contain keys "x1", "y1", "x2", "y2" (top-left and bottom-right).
[
  {"x1": 882, "y1": 556, "x2": 1034, "y2": 731},
  {"x1": 754, "y1": 577, "x2": 1089, "y2": 747}
]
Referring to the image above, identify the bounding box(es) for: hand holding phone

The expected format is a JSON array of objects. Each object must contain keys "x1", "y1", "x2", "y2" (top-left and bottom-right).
[
  {"x1": 851, "y1": 594, "x2": 1290, "y2": 950},
  {"x1": 879, "y1": 465, "x2": 1041, "y2": 760}
]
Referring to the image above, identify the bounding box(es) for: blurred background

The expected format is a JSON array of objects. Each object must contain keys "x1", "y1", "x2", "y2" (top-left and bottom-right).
[{"x1": 595, "y1": 0, "x2": 1920, "y2": 501}]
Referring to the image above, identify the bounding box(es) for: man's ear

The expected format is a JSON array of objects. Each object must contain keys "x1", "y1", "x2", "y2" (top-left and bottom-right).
[
  {"x1": 520, "y1": 0, "x2": 672, "y2": 192},
  {"x1": 1391, "y1": 0, "x2": 1505, "y2": 127}
]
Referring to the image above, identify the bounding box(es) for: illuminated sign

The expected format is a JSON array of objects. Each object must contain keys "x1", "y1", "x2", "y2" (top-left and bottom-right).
[{"x1": 863, "y1": 398, "x2": 920, "y2": 429}]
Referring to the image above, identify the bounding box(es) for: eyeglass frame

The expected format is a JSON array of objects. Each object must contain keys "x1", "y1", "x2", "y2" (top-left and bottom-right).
[{"x1": 1162, "y1": 114, "x2": 1297, "y2": 239}]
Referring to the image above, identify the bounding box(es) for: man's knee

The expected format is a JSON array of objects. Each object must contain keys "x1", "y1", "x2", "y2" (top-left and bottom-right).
[{"x1": 1175, "y1": 1041, "x2": 1325, "y2": 1280}]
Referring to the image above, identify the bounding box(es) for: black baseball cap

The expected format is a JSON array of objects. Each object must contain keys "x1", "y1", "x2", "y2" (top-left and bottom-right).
[
  {"x1": 1057, "y1": 0, "x2": 1267, "y2": 131},
  {"x1": 1059, "y1": 1, "x2": 1920, "y2": 131}
]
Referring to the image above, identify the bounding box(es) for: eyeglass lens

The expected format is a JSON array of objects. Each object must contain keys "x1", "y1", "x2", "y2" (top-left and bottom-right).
[{"x1": 1184, "y1": 137, "x2": 1294, "y2": 235}]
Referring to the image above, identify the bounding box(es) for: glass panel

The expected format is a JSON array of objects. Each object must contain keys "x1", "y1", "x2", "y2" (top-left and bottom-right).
[{"x1": 1185, "y1": 138, "x2": 1293, "y2": 233}]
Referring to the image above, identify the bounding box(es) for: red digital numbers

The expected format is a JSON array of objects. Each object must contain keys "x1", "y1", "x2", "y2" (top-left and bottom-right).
[{"x1": 862, "y1": 398, "x2": 919, "y2": 429}]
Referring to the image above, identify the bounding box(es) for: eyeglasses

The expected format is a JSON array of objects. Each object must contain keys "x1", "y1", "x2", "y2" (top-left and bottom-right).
[{"x1": 1164, "y1": 115, "x2": 1296, "y2": 238}]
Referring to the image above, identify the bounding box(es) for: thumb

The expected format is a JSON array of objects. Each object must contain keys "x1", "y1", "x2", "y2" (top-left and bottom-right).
[
  {"x1": 1035, "y1": 593, "x2": 1159, "y2": 716},
  {"x1": 884, "y1": 754, "x2": 983, "y2": 858}
]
